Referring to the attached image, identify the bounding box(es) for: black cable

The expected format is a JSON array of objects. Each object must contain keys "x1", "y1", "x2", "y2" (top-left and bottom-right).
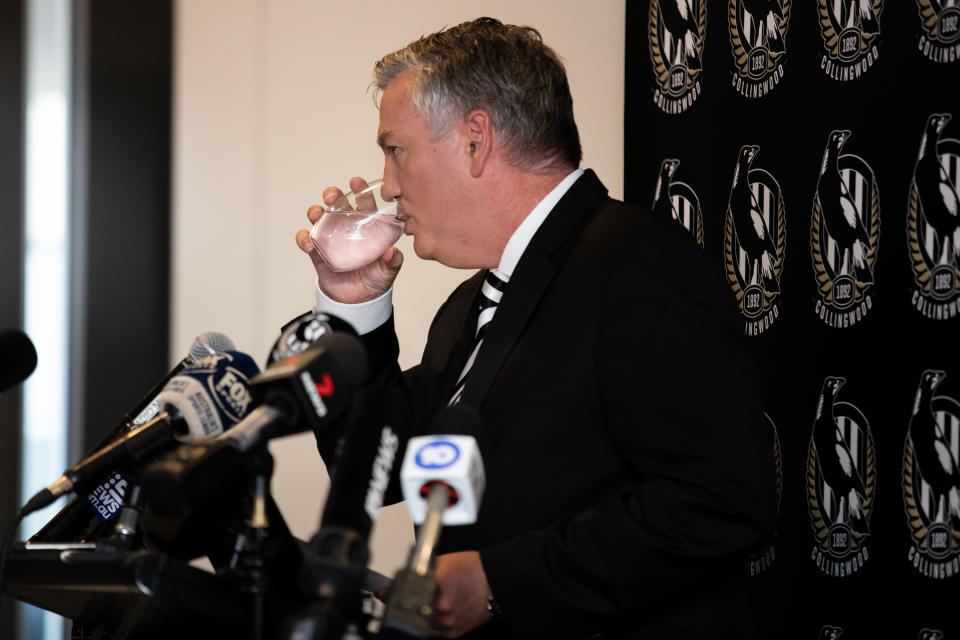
[{"x1": 0, "y1": 508, "x2": 27, "y2": 623}]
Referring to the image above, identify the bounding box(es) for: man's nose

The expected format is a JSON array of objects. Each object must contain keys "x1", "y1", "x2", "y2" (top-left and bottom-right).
[{"x1": 381, "y1": 166, "x2": 401, "y2": 203}]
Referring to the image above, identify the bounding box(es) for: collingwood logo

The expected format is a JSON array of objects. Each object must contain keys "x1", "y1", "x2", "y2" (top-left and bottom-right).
[
  {"x1": 819, "y1": 626, "x2": 844, "y2": 640},
  {"x1": 807, "y1": 376, "x2": 875, "y2": 577},
  {"x1": 908, "y1": 113, "x2": 960, "y2": 320},
  {"x1": 817, "y1": 0, "x2": 882, "y2": 81},
  {"x1": 652, "y1": 158, "x2": 704, "y2": 248},
  {"x1": 649, "y1": 0, "x2": 706, "y2": 114},
  {"x1": 748, "y1": 413, "x2": 781, "y2": 576},
  {"x1": 917, "y1": 0, "x2": 960, "y2": 63},
  {"x1": 903, "y1": 370, "x2": 960, "y2": 580},
  {"x1": 728, "y1": 0, "x2": 790, "y2": 98},
  {"x1": 811, "y1": 129, "x2": 880, "y2": 328},
  {"x1": 724, "y1": 145, "x2": 785, "y2": 336}
]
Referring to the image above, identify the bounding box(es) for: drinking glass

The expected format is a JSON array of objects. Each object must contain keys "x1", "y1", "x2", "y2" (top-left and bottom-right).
[{"x1": 309, "y1": 179, "x2": 404, "y2": 272}]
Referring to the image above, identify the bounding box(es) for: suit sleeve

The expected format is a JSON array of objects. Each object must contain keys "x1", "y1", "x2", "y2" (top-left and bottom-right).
[{"x1": 479, "y1": 218, "x2": 778, "y2": 637}]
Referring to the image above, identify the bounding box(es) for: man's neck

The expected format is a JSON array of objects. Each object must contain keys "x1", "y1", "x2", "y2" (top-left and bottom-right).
[{"x1": 481, "y1": 165, "x2": 574, "y2": 266}]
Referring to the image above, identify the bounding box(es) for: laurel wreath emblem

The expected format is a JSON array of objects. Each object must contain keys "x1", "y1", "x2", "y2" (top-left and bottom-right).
[
  {"x1": 729, "y1": 0, "x2": 791, "y2": 75},
  {"x1": 908, "y1": 180, "x2": 960, "y2": 292},
  {"x1": 811, "y1": 171, "x2": 881, "y2": 303},
  {"x1": 724, "y1": 176, "x2": 786, "y2": 312},
  {"x1": 817, "y1": 0, "x2": 883, "y2": 57},
  {"x1": 807, "y1": 423, "x2": 875, "y2": 552},
  {"x1": 903, "y1": 434, "x2": 960, "y2": 553},
  {"x1": 649, "y1": 0, "x2": 708, "y2": 92}
]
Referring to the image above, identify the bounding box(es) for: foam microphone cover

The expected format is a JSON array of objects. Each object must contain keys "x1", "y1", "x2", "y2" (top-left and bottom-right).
[
  {"x1": 268, "y1": 310, "x2": 358, "y2": 365},
  {"x1": 154, "y1": 351, "x2": 260, "y2": 438},
  {"x1": 400, "y1": 406, "x2": 487, "y2": 526}
]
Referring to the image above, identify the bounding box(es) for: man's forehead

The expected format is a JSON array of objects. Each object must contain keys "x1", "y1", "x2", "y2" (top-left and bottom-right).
[{"x1": 376, "y1": 73, "x2": 414, "y2": 141}]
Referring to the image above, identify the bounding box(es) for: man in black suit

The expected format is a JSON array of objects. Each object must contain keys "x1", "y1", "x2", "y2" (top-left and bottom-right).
[{"x1": 296, "y1": 17, "x2": 776, "y2": 639}]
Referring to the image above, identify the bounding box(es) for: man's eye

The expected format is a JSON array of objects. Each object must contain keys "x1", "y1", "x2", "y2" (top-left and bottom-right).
[{"x1": 386, "y1": 146, "x2": 401, "y2": 157}]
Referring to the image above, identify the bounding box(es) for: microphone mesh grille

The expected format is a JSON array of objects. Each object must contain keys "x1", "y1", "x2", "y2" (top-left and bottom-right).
[{"x1": 189, "y1": 331, "x2": 236, "y2": 360}]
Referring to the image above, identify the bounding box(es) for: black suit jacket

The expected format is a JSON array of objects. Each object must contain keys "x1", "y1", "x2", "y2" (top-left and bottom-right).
[{"x1": 360, "y1": 170, "x2": 777, "y2": 639}]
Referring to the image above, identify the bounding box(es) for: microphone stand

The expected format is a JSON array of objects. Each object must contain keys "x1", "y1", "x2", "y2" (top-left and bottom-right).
[
  {"x1": 96, "y1": 484, "x2": 145, "y2": 551},
  {"x1": 281, "y1": 523, "x2": 372, "y2": 640},
  {"x1": 379, "y1": 483, "x2": 450, "y2": 639},
  {"x1": 228, "y1": 445, "x2": 275, "y2": 640}
]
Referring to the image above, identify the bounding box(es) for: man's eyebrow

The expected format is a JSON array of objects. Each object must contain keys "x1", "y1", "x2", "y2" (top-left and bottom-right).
[{"x1": 377, "y1": 132, "x2": 391, "y2": 148}]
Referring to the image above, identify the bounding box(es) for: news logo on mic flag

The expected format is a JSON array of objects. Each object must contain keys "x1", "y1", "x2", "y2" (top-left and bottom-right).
[
  {"x1": 401, "y1": 435, "x2": 485, "y2": 525},
  {"x1": 83, "y1": 470, "x2": 128, "y2": 522},
  {"x1": 156, "y1": 351, "x2": 259, "y2": 438}
]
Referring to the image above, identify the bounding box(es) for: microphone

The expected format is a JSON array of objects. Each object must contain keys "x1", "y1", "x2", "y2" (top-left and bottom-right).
[
  {"x1": 21, "y1": 350, "x2": 259, "y2": 518},
  {"x1": 0, "y1": 328, "x2": 38, "y2": 395},
  {"x1": 281, "y1": 381, "x2": 406, "y2": 640},
  {"x1": 126, "y1": 330, "x2": 237, "y2": 429},
  {"x1": 380, "y1": 407, "x2": 486, "y2": 639},
  {"x1": 268, "y1": 309, "x2": 358, "y2": 365},
  {"x1": 76, "y1": 331, "x2": 236, "y2": 523},
  {"x1": 138, "y1": 332, "x2": 366, "y2": 518}
]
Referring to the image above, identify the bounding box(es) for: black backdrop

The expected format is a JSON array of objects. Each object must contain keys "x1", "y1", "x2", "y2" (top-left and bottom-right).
[{"x1": 625, "y1": 2, "x2": 958, "y2": 637}]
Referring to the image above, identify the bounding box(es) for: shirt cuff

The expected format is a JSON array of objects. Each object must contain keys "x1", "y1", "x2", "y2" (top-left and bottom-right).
[{"x1": 313, "y1": 281, "x2": 393, "y2": 336}]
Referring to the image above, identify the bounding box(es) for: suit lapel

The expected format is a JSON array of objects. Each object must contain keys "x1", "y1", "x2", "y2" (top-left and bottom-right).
[
  {"x1": 459, "y1": 170, "x2": 608, "y2": 409},
  {"x1": 434, "y1": 271, "x2": 485, "y2": 402}
]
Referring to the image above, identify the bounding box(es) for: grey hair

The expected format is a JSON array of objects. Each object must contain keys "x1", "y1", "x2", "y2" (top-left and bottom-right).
[{"x1": 372, "y1": 17, "x2": 582, "y2": 173}]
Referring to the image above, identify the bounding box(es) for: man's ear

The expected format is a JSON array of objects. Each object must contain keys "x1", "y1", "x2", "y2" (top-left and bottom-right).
[{"x1": 465, "y1": 109, "x2": 493, "y2": 178}]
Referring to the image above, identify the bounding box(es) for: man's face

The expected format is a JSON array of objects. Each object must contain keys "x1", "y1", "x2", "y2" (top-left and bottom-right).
[{"x1": 377, "y1": 70, "x2": 483, "y2": 267}]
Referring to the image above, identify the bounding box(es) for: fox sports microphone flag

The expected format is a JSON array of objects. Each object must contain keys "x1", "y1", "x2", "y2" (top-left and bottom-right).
[
  {"x1": 80, "y1": 351, "x2": 259, "y2": 522},
  {"x1": 155, "y1": 350, "x2": 260, "y2": 438}
]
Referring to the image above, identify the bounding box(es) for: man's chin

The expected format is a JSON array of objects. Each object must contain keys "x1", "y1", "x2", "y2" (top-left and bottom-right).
[{"x1": 411, "y1": 237, "x2": 432, "y2": 261}]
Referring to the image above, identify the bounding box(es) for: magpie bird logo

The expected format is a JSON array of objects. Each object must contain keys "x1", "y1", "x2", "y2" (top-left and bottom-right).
[
  {"x1": 817, "y1": 0, "x2": 883, "y2": 81},
  {"x1": 651, "y1": 158, "x2": 704, "y2": 247},
  {"x1": 903, "y1": 370, "x2": 960, "y2": 579},
  {"x1": 908, "y1": 113, "x2": 960, "y2": 319},
  {"x1": 916, "y1": 0, "x2": 960, "y2": 63},
  {"x1": 728, "y1": 0, "x2": 791, "y2": 98},
  {"x1": 649, "y1": 0, "x2": 707, "y2": 114},
  {"x1": 724, "y1": 144, "x2": 785, "y2": 336},
  {"x1": 807, "y1": 376, "x2": 875, "y2": 577},
  {"x1": 747, "y1": 413, "x2": 781, "y2": 576},
  {"x1": 811, "y1": 129, "x2": 880, "y2": 328}
]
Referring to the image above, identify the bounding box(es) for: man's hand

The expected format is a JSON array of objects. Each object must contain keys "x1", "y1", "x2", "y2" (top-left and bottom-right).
[
  {"x1": 295, "y1": 177, "x2": 403, "y2": 303},
  {"x1": 431, "y1": 551, "x2": 493, "y2": 638}
]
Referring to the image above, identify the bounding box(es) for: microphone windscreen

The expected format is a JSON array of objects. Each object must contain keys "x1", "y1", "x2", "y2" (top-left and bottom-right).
[
  {"x1": 156, "y1": 351, "x2": 260, "y2": 438},
  {"x1": 189, "y1": 330, "x2": 236, "y2": 361},
  {"x1": 400, "y1": 406, "x2": 487, "y2": 526},
  {"x1": 268, "y1": 310, "x2": 358, "y2": 365},
  {"x1": 0, "y1": 328, "x2": 38, "y2": 394}
]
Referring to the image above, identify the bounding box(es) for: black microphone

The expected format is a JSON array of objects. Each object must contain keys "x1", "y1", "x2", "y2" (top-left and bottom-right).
[
  {"x1": 381, "y1": 407, "x2": 487, "y2": 639},
  {"x1": 138, "y1": 332, "x2": 367, "y2": 517},
  {"x1": 282, "y1": 380, "x2": 407, "y2": 640},
  {"x1": 0, "y1": 328, "x2": 38, "y2": 395},
  {"x1": 21, "y1": 350, "x2": 259, "y2": 517},
  {"x1": 268, "y1": 309, "x2": 358, "y2": 365},
  {"x1": 74, "y1": 331, "x2": 236, "y2": 522}
]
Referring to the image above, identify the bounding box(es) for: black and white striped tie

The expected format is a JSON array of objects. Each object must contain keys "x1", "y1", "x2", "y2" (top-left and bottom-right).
[{"x1": 448, "y1": 269, "x2": 509, "y2": 406}]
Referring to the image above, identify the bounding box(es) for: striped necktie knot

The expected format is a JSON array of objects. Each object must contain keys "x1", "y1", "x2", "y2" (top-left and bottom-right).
[{"x1": 449, "y1": 269, "x2": 509, "y2": 406}]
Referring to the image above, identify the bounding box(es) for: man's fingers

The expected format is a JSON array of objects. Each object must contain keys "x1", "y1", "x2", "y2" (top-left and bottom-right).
[
  {"x1": 348, "y1": 176, "x2": 369, "y2": 193},
  {"x1": 322, "y1": 186, "x2": 346, "y2": 209},
  {"x1": 295, "y1": 228, "x2": 327, "y2": 271},
  {"x1": 307, "y1": 204, "x2": 325, "y2": 224},
  {"x1": 295, "y1": 228, "x2": 315, "y2": 255},
  {"x1": 351, "y1": 176, "x2": 376, "y2": 213}
]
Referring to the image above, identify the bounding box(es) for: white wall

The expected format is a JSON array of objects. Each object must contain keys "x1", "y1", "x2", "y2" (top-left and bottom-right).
[{"x1": 173, "y1": 0, "x2": 625, "y2": 577}]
